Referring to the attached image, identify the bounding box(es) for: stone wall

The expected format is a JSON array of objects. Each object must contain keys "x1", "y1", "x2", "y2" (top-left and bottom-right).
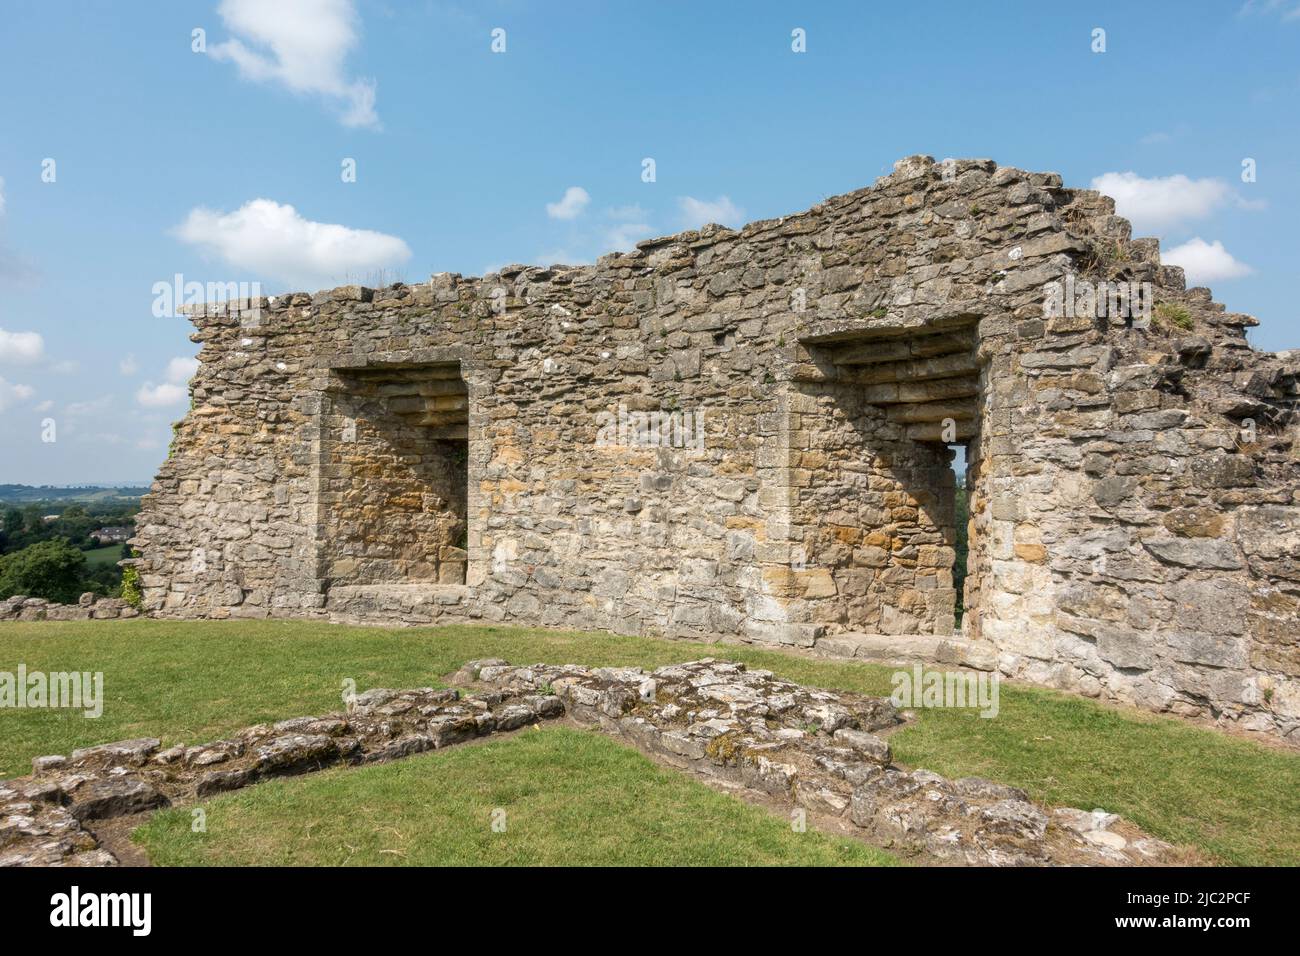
[
  {"x1": 130, "y1": 155, "x2": 1300, "y2": 741},
  {"x1": 0, "y1": 657, "x2": 1178, "y2": 867},
  {"x1": 0, "y1": 594, "x2": 140, "y2": 622},
  {"x1": 790, "y1": 380, "x2": 957, "y2": 635},
  {"x1": 0, "y1": 680, "x2": 564, "y2": 866},
  {"x1": 321, "y1": 365, "x2": 468, "y2": 586},
  {"x1": 466, "y1": 658, "x2": 1178, "y2": 865}
]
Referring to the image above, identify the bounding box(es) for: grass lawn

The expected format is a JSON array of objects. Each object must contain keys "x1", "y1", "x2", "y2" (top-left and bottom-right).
[
  {"x1": 82, "y1": 544, "x2": 125, "y2": 568},
  {"x1": 2, "y1": 619, "x2": 1297, "y2": 865},
  {"x1": 136, "y1": 725, "x2": 895, "y2": 866}
]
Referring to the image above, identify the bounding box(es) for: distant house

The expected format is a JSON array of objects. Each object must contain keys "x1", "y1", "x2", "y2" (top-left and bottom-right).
[
  {"x1": 42, "y1": 515, "x2": 60, "y2": 523},
  {"x1": 91, "y1": 526, "x2": 132, "y2": 544}
]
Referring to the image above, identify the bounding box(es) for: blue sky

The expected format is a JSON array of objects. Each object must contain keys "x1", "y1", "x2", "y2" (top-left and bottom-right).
[{"x1": 1, "y1": 0, "x2": 1298, "y2": 485}]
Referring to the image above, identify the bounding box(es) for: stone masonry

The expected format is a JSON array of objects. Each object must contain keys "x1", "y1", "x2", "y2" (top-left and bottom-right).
[
  {"x1": 1, "y1": 659, "x2": 1177, "y2": 866},
  {"x1": 1, "y1": 681, "x2": 564, "y2": 866},
  {"x1": 128, "y1": 156, "x2": 1300, "y2": 740},
  {"x1": 0, "y1": 593, "x2": 140, "y2": 622}
]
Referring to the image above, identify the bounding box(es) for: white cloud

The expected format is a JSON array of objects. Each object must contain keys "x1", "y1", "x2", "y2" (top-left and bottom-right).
[
  {"x1": 605, "y1": 222, "x2": 655, "y2": 252},
  {"x1": 546, "y1": 187, "x2": 591, "y2": 220},
  {"x1": 209, "y1": 0, "x2": 379, "y2": 128},
  {"x1": 136, "y1": 356, "x2": 200, "y2": 408},
  {"x1": 1238, "y1": 1, "x2": 1300, "y2": 21},
  {"x1": 136, "y1": 382, "x2": 189, "y2": 408},
  {"x1": 120, "y1": 354, "x2": 139, "y2": 376},
  {"x1": 1090, "y1": 172, "x2": 1232, "y2": 232},
  {"x1": 0, "y1": 176, "x2": 6, "y2": 215},
  {"x1": 0, "y1": 376, "x2": 34, "y2": 413},
  {"x1": 166, "y1": 356, "x2": 200, "y2": 383},
  {"x1": 1162, "y1": 237, "x2": 1253, "y2": 285},
  {"x1": 0, "y1": 328, "x2": 45, "y2": 365},
  {"x1": 678, "y1": 195, "x2": 744, "y2": 229},
  {"x1": 35, "y1": 399, "x2": 53, "y2": 412},
  {"x1": 173, "y1": 198, "x2": 412, "y2": 291}
]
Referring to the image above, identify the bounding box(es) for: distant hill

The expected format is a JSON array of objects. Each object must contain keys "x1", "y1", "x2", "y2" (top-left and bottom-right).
[{"x1": 0, "y1": 484, "x2": 150, "y2": 504}]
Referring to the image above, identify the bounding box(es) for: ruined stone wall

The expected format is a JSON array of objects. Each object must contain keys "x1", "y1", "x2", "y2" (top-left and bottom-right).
[
  {"x1": 790, "y1": 380, "x2": 957, "y2": 636},
  {"x1": 132, "y1": 155, "x2": 1300, "y2": 740},
  {"x1": 953, "y1": 180, "x2": 1300, "y2": 738},
  {"x1": 0, "y1": 658, "x2": 1179, "y2": 868},
  {"x1": 320, "y1": 386, "x2": 467, "y2": 587},
  {"x1": 319, "y1": 392, "x2": 467, "y2": 587}
]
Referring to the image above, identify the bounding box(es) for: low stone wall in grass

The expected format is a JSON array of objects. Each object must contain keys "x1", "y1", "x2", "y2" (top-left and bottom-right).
[
  {"x1": 0, "y1": 594, "x2": 141, "y2": 622},
  {"x1": 465, "y1": 658, "x2": 1179, "y2": 866},
  {"x1": 1, "y1": 658, "x2": 1178, "y2": 867},
  {"x1": 0, "y1": 685, "x2": 564, "y2": 866}
]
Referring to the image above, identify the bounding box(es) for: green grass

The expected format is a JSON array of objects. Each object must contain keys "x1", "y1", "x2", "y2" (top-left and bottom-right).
[
  {"x1": 2, "y1": 619, "x2": 1297, "y2": 865},
  {"x1": 82, "y1": 544, "x2": 125, "y2": 568},
  {"x1": 1154, "y1": 302, "x2": 1194, "y2": 331},
  {"x1": 135, "y1": 725, "x2": 895, "y2": 866}
]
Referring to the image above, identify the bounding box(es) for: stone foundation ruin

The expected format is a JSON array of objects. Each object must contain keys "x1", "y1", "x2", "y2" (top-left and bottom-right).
[
  {"x1": 130, "y1": 156, "x2": 1300, "y2": 741},
  {"x1": 0, "y1": 659, "x2": 1178, "y2": 867}
]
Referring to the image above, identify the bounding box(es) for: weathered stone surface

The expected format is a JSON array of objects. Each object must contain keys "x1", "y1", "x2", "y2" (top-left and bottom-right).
[
  {"x1": 195, "y1": 768, "x2": 254, "y2": 798},
  {"x1": 1143, "y1": 538, "x2": 1243, "y2": 571},
  {"x1": 185, "y1": 739, "x2": 245, "y2": 767},
  {"x1": 8, "y1": 154, "x2": 1295, "y2": 742},
  {"x1": 1163, "y1": 507, "x2": 1226, "y2": 538},
  {"x1": 0, "y1": 678, "x2": 570, "y2": 866},
  {"x1": 472, "y1": 658, "x2": 1180, "y2": 866},
  {"x1": 31, "y1": 756, "x2": 67, "y2": 774},
  {"x1": 1, "y1": 596, "x2": 141, "y2": 622},
  {"x1": 831, "y1": 728, "x2": 892, "y2": 764},
  {"x1": 70, "y1": 738, "x2": 160, "y2": 768},
  {"x1": 69, "y1": 778, "x2": 167, "y2": 821}
]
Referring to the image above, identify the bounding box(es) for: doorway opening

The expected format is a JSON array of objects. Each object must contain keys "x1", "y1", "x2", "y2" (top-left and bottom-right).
[
  {"x1": 949, "y1": 443, "x2": 969, "y2": 630},
  {"x1": 322, "y1": 362, "x2": 469, "y2": 587},
  {"x1": 798, "y1": 318, "x2": 981, "y2": 637}
]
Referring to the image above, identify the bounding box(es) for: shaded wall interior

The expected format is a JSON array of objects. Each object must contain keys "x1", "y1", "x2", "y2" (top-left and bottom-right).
[
  {"x1": 794, "y1": 321, "x2": 980, "y2": 636},
  {"x1": 789, "y1": 382, "x2": 956, "y2": 635},
  {"x1": 321, "y1": 363, "x2": 468, "y2": 586}
]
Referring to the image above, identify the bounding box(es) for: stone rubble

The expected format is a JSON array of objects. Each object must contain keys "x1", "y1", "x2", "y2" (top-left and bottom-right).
[
  {"x1": 461, "y1": 658, "x2": 1177, "y2": 866},
  {"x1": 0, "y1": 684, "x2": 562, "y2": 866},
  {"x1": 1, "y1": 658, "x2": 1179, "y2": 867}
]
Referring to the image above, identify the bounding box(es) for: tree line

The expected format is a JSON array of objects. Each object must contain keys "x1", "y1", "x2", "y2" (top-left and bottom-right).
[{"x1": 0, "y1": 501, "x2": 140, "y2": 603}]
